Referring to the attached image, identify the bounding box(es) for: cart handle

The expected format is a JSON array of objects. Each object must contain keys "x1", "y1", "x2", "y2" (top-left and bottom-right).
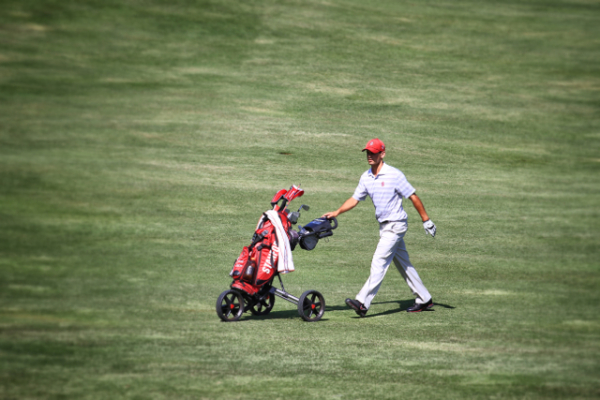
[{"x1": 327, "y1": 217, "x2": 338, "y2": 230}]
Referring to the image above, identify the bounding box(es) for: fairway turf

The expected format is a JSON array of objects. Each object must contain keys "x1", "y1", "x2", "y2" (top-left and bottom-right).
[{"x1": 1, "y1": 0, "x2": 599, "y2": 399}]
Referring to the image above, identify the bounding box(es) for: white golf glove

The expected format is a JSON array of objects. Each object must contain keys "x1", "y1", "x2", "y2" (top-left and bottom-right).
[{"x1": 423, "y1": 220, "x2": 436, "y2": 237}]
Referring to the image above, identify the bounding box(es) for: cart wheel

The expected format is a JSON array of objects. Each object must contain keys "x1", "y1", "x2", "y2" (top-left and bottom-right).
[
  {"x1": 298, "y1": 290, "x2": 325, "y2": 322},
  {"x1": 216, "y1": 290, "x2": 245, "y2": 322},
  {"x1": 250, "y1": 292, "x2": 275, "y2": 316}
]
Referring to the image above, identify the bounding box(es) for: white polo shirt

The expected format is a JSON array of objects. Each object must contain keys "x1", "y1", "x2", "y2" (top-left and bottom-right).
[{"x1": 352, "y1": 163, "x2": 416, "y2": 223}]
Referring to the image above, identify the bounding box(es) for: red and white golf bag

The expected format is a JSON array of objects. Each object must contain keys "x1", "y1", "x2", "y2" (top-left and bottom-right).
[{"x1": 229, "y1": 186, "x2": 302, "y2": 296}]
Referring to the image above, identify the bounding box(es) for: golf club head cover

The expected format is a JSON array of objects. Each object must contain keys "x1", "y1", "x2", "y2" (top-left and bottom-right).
[
  {"x1": 284, "y1": 185, "x2": 304, "y2": 203},
  {"x1": 270, "y1": 189, "x2": 288, "y2": 209}
]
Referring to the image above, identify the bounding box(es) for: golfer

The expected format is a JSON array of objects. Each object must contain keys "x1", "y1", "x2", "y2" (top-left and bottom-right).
[{"x1": 322, "y1": 138, "x2": 437, "y2": 317}]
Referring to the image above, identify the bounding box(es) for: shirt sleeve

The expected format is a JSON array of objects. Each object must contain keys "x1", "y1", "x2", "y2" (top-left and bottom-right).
[
  {"x1": 396, "y1": 171, "x2": 416, "y2": 198},
  {"x1": 352, "y1": 177, "x2": 368, "y2": 201}
]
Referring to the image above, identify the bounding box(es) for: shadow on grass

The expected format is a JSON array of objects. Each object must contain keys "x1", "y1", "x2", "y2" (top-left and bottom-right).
[
  {"x1": 246, "y1": 309, "x2": 302, "y2": 321},
  {"x1": 339, "y1": 300, "x2": 456, "y2": 318},
  {"x1": 231, "y1": 300, "x2": 455, "y2": 322}
]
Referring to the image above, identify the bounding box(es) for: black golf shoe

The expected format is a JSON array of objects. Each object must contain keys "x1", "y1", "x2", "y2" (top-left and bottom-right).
[
  {"x1": 406, "y1": 299, "x2": 434, "y2": 312},
  {"x1": 346, "y1": 298, "x2": 368, "y2": 317}
]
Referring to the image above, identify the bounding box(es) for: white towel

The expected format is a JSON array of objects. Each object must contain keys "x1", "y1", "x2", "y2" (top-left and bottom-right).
[{"x1": 257, "y1": 210, "x2": 295, "y2": 274}]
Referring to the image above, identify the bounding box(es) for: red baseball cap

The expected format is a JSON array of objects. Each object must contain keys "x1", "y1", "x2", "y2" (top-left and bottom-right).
[{"x1": 362, "y1": 138, "x2": 385, "y2": 153}]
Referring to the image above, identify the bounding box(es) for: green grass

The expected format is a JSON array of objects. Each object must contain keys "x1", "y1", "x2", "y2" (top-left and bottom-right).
[{"x1": 1, "y1": 0, "x2": 599, "y2": 399}]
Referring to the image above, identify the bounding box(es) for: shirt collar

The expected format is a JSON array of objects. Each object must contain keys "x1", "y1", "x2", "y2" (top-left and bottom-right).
[{"x1": 368, "y1": 162, "x2": 389, "y2": 178}]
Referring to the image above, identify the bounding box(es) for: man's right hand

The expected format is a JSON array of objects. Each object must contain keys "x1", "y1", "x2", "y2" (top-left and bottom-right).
[{"x1": 322, "y1": 211, "x2": 339, "y2": 219}]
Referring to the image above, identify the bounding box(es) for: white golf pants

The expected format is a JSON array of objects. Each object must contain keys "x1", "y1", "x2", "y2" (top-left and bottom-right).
[{"x1": 356, "y1": 221, "x2": 431, "y2": 309}]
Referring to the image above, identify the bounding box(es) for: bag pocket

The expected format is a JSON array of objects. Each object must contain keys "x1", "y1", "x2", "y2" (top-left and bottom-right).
[{"x1": 231, "y1": 246, "x2": 250, "y2": 279}]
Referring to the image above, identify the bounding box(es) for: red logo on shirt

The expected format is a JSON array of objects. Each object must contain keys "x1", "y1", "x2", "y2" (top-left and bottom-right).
[{"x1": 382, "y1": 182, "x2": 385, "y2": 187}]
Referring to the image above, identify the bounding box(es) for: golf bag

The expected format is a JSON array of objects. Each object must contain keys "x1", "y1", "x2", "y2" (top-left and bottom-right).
[
  {"x1": 228, "y1": 185, "x2": 337, "y2": 297},
  {"x1": 229, "y1": 210, "x2": 291, "y2": 296}
]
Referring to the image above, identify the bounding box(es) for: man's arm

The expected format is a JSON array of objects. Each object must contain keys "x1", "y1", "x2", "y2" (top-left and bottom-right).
[
  {"x1": 322, "y1": 197, "x2": 359, "y2": 219},
  {"x1": 408, "y1": 193, "x2": 430, "y2": 222},
  {"x1": 409, "y1": 193, "x2": 436, "y2": 237}
]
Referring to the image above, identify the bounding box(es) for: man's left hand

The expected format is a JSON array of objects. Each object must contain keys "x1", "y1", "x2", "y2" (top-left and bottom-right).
[{"x1": 423, "y1": 220, "x2": 436, "y2": 237}]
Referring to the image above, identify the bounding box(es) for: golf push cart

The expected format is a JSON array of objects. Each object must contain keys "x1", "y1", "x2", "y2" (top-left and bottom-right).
[{"x1": 216, "y1": 185, "x2": 337, "y2": 322}]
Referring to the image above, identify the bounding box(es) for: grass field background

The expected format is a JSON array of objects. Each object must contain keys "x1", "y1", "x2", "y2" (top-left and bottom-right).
[{"x1": 1, "y1": 0, "x2": 599, "y2": 399}]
